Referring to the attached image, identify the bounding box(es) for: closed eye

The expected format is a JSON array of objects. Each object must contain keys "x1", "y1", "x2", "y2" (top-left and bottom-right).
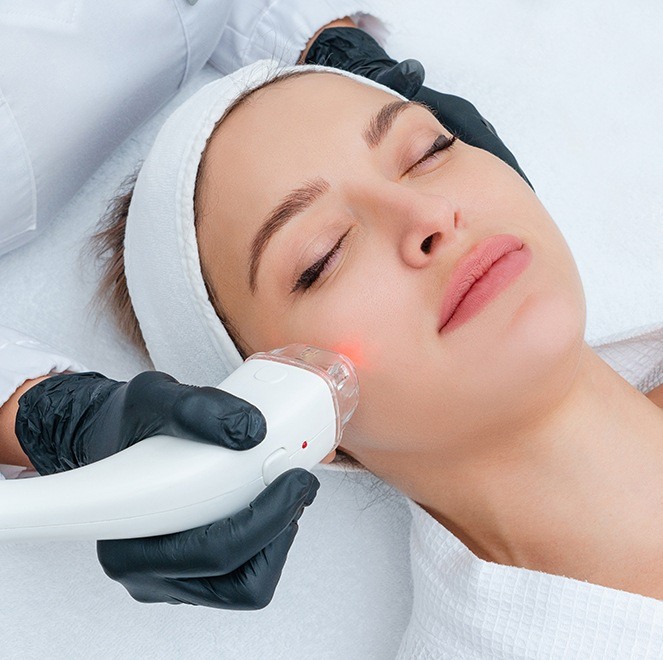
[
  {"x1": 409, "y1": 134, "x2": 457, "y2": 174},
  {"x1": 291, "y1": 228, "x2": 351, "y2": 293}
]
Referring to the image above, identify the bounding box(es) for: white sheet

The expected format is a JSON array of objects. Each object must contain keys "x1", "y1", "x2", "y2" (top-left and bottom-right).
[{"x1": 0, "y1": 1, "x2": 661, "y2": 657}]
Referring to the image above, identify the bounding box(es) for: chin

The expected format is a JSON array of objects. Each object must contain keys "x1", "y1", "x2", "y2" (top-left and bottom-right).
[
  {"x1": 500, "y1": 287, "x2": 585, "y2": 398},
  {"x1": 444, "y1": 283, "x2": 582, "y2": 421}
]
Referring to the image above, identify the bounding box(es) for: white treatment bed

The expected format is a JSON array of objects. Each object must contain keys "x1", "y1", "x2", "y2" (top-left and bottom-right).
[{"x1": 0, "y1": 1, "x2": 661, "y2": 657}]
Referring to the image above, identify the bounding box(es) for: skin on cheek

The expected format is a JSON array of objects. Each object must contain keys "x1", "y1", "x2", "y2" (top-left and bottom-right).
[{"x1": 329, "y1": 339, "x2": 366, "y2": 370}]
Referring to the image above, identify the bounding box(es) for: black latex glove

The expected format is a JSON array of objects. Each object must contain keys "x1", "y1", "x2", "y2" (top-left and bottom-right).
[
  {"x1": 15, "y1": 370, "x2": 267, "y2": 474},
  {"x1": 305, "y1": 27, "x2": 533, "y2": 189},
  {"x1": 97, "y1": 468, "x2": 319, "y2": 610}
]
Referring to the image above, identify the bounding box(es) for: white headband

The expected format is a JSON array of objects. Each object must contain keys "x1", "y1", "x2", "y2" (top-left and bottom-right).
[{"x1": 124, "y1": 59, "x2": 405, "y2": 386}]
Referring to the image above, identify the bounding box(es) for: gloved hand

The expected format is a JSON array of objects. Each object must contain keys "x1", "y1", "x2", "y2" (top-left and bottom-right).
[
  {"x1": 97, "y1": 468, "x2": 319, "y2": 610},
  {"x1": 15, "y1": 370, "x2": 320, "y2": 610},
  {"x1": 15, "y1": 370, "x2": 267, "y2": 474},
  {"x1": 305, "y1": 27, "x2": 532, "y2": 189}
]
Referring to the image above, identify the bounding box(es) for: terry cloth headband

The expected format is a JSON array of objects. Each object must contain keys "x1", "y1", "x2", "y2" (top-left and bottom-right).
[{"x1": 124, "y1": 59, "x2": 406, "y2": 387}]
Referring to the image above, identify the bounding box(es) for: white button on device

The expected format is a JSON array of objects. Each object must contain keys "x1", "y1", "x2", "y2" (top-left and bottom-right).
[
  {"x1": 253, "y1": 365, "x2": 287, "y2": 384},
  {"x1": 262, "y1": 448, "x2": 290, "y2": 486}
]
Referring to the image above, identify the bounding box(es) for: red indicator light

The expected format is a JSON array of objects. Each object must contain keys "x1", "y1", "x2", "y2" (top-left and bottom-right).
[{"x1": 302, "y1": 441, "x2": 308, "y2": 449}]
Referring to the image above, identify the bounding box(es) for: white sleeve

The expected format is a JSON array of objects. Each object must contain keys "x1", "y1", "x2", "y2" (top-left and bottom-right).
[
  {"x1": 0, "y1": 465, "x2": 38, "y2": 480},
  {"x1": 208, "y1": 1, "x2": 388, "y2": 75},
  {"x1": 0, "y1": 1, "x2": 228, "y2": 256},
  {"x1": 0, "y1": 326, "x2": 86, "y2": 480},
  {"x1": 0, "y1": 326, "x2": 86, "y2": 410}
]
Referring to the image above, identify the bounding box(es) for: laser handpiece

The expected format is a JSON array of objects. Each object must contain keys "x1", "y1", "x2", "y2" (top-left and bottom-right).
[{"x1": 0, "y1": 345, "x2": 359, "y2": 541}]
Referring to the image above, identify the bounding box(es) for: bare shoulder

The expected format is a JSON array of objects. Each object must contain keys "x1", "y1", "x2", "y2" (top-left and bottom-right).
[{"x1": 646, "y1": 384, "x2": 663, "y2": 408}]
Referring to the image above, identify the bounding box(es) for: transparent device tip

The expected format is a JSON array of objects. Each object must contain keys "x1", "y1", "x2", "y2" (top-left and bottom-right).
[{"x1": 247, "y1": 344, "x2": 359, "y2": 447}]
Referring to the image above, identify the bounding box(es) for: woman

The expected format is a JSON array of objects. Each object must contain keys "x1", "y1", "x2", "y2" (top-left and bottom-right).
[{"x1": 96, "y1": 59, "x2": 663, "y2": 657}]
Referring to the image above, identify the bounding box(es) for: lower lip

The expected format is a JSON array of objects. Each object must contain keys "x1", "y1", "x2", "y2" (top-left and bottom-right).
[{"x1": 440, "y1": 244, "x2": 532, "y2": 335}]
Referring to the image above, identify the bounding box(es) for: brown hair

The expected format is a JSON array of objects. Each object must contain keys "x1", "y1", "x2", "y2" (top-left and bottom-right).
[
  {"x1": 91, "y1": 68, "x2": 322, "y2": 358},
  {"x1": 92, "y1": 170, "x2": 146, "y2": 351}
]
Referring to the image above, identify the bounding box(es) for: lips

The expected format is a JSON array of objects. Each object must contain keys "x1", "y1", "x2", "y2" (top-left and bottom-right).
[{"x1": 438, "y1": 234, "x2": 524, "y2": 331}]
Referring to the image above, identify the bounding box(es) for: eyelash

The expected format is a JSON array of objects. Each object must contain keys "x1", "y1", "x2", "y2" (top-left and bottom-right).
[
  {"x1": 292, "y1": 229, "x2": 351, "y2": 293},
  {"x1": 410, "y1": 133, "x2": 457, "y2": 172},
  {"x1": 291, "y1": 133, "x2": 457, "y2": 293}
]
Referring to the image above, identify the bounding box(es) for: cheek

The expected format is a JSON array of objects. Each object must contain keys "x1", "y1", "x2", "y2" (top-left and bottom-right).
[
  {"x1": 261, "y1": 280, "x2": 422, "y2": 442},
  {"x1": 278, "y1": 285, "x2": 441, "y2": 454}
]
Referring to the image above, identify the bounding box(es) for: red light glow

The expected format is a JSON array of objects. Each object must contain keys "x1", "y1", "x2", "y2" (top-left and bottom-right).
[{"x1": 330, "y1": 340, "x2": 365, "y2": 369}]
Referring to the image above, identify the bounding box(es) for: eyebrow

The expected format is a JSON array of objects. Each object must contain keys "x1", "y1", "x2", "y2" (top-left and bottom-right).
[
  {"x1": 249, "y1": 178, "x2": 330, "y2": 293},
  {"x1": 248, "y1": 100, "x2": 424, "y2": 293},
  {"x1": 362, "y1": 99, "x2": 414, "y2": 149}
]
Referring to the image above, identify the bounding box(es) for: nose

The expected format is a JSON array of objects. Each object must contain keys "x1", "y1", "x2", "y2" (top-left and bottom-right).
[{"x1": 377, "y1": 185, "x2": 460, "y2": 269}]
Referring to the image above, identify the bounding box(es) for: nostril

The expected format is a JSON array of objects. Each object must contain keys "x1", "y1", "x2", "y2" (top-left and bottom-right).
[{"x1": 420, "y1": 233, "x2": 440, "y2": 255}]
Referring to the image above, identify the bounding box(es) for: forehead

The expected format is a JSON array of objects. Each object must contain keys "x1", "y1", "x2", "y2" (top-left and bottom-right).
[
  {"x1": 199, "y1": 72, "x2": 401, "y2": 228},
  {"x1": 237, "y1": 70, "x2": 398, "y2": 131},
  {"x1": 204, "y1": 72, "x2": 400, "y2": 182}
]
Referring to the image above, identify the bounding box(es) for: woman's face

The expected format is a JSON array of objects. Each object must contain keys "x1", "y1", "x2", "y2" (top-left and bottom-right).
[{"x1": 197, "y1": 72, "x2": 586, "y2": 479}]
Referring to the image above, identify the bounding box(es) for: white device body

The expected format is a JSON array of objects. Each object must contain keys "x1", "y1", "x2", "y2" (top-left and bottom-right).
[{"x1": 0, "y1": 357, "x2": 343, "y2": 541}]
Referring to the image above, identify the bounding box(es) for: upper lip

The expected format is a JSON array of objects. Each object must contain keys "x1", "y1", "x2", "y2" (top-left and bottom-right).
[{"x1": 438, "y1": 234, "x2": 524, "y2": 331}]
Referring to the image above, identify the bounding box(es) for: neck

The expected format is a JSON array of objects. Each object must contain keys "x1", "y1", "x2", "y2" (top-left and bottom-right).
[{"x1": 368, "y1": 344, "x2": 663, "y2": 596}]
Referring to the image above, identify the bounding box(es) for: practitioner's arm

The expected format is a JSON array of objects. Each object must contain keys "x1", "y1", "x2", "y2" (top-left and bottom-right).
[
  {"x1": 299, "y1": 16, "x2": 357, "y2": 62},
  {"x1": 207, "y1": 2, "x2": 387, "y2": 74},
  {"x1": 0, "y1": 377, "x2": 45, "y2": 468}
]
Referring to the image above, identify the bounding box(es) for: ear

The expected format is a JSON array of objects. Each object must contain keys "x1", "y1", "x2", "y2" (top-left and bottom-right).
[{"x1": 320, "y1": 449, "x2": 337, "y2": 464}]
